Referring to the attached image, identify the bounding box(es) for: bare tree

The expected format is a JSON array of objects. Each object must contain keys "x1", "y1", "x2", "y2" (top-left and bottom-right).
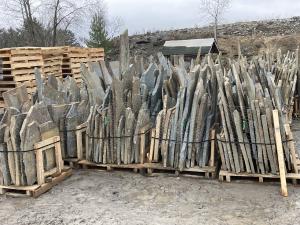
[
  {"x1": 199, "y1": 0, "x2": 230, "y2": 40},
  {"x1": 3, "y1": 0, "x2": 41, "y2": 43},
  {"x1": 42, "y1": 0, "x2": 110, "y2": 46},
  {"x1": 2, "y1": 0, "x2": 122, "y2": 47}
]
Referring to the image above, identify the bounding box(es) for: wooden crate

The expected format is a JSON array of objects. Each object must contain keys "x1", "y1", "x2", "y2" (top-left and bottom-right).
[{"x1": 0, "y1": 136, "x2": 72, "y2": 197}]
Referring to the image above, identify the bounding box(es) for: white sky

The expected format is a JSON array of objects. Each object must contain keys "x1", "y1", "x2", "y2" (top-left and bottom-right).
[
  {"x1": 0, "y1": 0, "x2": 300, "y2": 36},
  {"x1": 105, "y1": 0, "x2": 300, "y2": 34}
]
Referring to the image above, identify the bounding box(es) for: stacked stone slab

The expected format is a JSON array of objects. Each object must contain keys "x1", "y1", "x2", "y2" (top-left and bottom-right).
[
  {"x1": 0, "y1": 85, "x2": 58, "y2": 186},
  {"x1": 83, "y1": 30, "x2": 164, "y2": 164},
  {"x1": 149, "y1": 54, "x2": 218, "y2": 170},
  {"x1": 216, "y1": 49, "x2": 298, "y2": 174},
  {"x1": 34, "y1": 69, "x2": 90, "y2": 159},
  {"x1": 0, "y1": 66, "x2": 92, "y2": 186}
]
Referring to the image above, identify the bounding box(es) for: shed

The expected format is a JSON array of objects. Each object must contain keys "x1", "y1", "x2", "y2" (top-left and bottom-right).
[{"x1": 162, "y1": 38, "x2": 219, "y2": 57}]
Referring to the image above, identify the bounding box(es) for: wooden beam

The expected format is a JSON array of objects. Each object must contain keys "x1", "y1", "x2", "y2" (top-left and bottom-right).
[{"x1": 273, "y1": 110, "x2": 288, "y2": 197}]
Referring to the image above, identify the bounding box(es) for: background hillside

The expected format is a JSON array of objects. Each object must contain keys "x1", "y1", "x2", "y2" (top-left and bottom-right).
[{"x1": 109, "y1": 16, "x2": 300, "y2": 59}]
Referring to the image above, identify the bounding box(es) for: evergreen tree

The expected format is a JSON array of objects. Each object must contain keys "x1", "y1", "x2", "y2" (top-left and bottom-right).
[{"x1": 86, "y1": 12, "x2": 111, "y2": 52}]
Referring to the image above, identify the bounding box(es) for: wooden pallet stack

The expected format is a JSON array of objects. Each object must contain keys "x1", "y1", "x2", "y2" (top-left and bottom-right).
[
  {"x1": 0, "y1": 59, "x2": 3, "y2": 108},
  {"x1": 41, "y1": 48, "x2": 63, "y2": 78},
  {"x1": 0, "y1": 46, "x2": 104, "y2": 108},
  {"x1": 88, "y1": 48, "x2": 105, "y2": 61},
  {"x1": 0, "y1": 47, "x2": 43, "y2": 105},
  {"x1": 62, "y1": 47, "x2": 104, "y2": 82},
  {"x1": 0, "y1": 58, "x2": 3, "y2": 79}
]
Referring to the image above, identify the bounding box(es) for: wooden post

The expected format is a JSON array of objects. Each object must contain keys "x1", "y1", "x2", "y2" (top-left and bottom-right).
[
  {"x1": 54, "y1": 137, "x2": 63, "y2": 174},
  {"x1": 209, "y1": 129, "x2": 216, "y2": 167},
  {"x1": 148, "y1": 129, "x2": 155, "y2": 162},
  {"x1": 273, "y1": 110, "x2": 288, "y2": 197},
  {"x1": 35, "y1": 148, "x2": 45, "y2": 185},
  {"x1": 76, "y1": 130, "x2": 83, "y2": 160},
  {"x1": 76, "y1": 123, "x2": 87, "y2": 160}
]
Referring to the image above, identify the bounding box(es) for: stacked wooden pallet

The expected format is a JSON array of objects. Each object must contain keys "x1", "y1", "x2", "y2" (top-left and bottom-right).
[
  {"x1": 88, "y1": 48, "x2": 105, "y2": 61},
  {"x1": 62, "y1": 47, "x2": 104, "y2": 82},
  {"x1": 0, "y1": 47, "x2": 43, "y2": 105},
  {"x1": 0, "y1": 46, "x2": 104, "y2": 107},
  {"x1": 41, "y1": 48, "x2": 63, "y2": 78},
  {"x1": 0, "y1": 59, "x2": 3, "y2": 108}
]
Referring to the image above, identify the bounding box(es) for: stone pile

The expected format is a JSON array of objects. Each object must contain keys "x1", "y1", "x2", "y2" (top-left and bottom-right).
[
  {"x1": 34, "y1": 70, "x2": 90, "y2": 159},
  {"x1": 84, "y1": 30, "x2": 163, "y2": 164},
  {"x1": 0, "y1": 70, "x2": 89, "y2": 186},
  {"x1": 149, "y1": 54, "x2": 218, "y2": 170},
  {"x1": 217, "y1": 49, "x2": 298, "y2": 174}
]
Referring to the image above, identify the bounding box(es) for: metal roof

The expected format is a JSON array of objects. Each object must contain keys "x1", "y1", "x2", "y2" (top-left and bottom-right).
[
  {"x1": 162, "y1": 38, "x2": 219, "y2": 56},
  {"x1": 163, "y1": 38, "x2": 215, "y2": 48}
]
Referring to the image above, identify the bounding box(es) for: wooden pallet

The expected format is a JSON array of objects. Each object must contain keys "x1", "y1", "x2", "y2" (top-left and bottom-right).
[
  {"x1": 219, "y1": 170, "x2": 300, "y2": 184},
  {"x1": 0, "y1": 46, "x2": 104, "y2": 107},
  {"x1": 0, "y1": 167, "x2": 72, "y2": 197},
  {"x1": 0, "y1": 47, "x2": 43, "y2": 98},
  {"x1": 78, "y1": 160, "x2": 143, "y2": 173},
  {"x1": 0, "y1": 136, "x2": 72, "y2": 197},
  {"x1": 143, "y1": 162, "x2": 216, "y2": 178},
  {"x1": 41, "y1": 48, "x2": 63, "y2": 78},
  {"x1": 62, "y1": 46, "x2": 104, "y2": 81}
]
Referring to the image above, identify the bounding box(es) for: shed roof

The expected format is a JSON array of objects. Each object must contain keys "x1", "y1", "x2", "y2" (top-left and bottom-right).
[
  {"x1": 162, "y1": 38, "x2": 219, "y2": 56},
  {"x1": 164, "y1": 38, "x2": 215, "y2": 48}
]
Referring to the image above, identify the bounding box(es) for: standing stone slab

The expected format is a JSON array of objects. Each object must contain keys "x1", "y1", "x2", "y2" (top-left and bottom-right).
[
  {"x1": 22, "y1": 121, "x2": 41, "y2": 186},
  {"x1": 119, "y1": 30, "x2": 130, "y2": 78}
]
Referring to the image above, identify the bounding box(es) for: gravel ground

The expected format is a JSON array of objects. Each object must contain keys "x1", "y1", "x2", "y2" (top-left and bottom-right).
[{"x1": 1, "y1": 121, "x2": 300, "y2": 225}]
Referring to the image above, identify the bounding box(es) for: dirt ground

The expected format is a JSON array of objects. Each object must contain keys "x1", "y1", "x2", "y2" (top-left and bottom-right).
[
  {"x1": 1, "y1": 170, "x2": 300, "y2": 225},
  {"x1": 1, "y1": 121, "x2": 300, "y2": 225}
]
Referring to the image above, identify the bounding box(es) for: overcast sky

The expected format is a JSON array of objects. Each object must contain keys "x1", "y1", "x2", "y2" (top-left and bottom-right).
[
  {"x1": 105, "y1": 0, "x2": 300, "y2": 34},
  {"x1": 0, "y1": 0, "x2": 299, "y2": 37}
]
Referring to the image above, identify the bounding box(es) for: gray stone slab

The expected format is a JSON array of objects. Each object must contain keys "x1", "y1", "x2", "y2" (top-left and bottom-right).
[{"x1": 22, "y1": 121, "x2": 41, "y2": 185}]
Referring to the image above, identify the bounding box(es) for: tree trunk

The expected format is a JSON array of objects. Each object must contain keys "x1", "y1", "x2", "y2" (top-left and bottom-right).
[
  {"x1": 214, "y1": 17, "x2": 218, "y2": 41},
  {"x1": 52, "y1": 0, "x2": 60, "y2": 46}
]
